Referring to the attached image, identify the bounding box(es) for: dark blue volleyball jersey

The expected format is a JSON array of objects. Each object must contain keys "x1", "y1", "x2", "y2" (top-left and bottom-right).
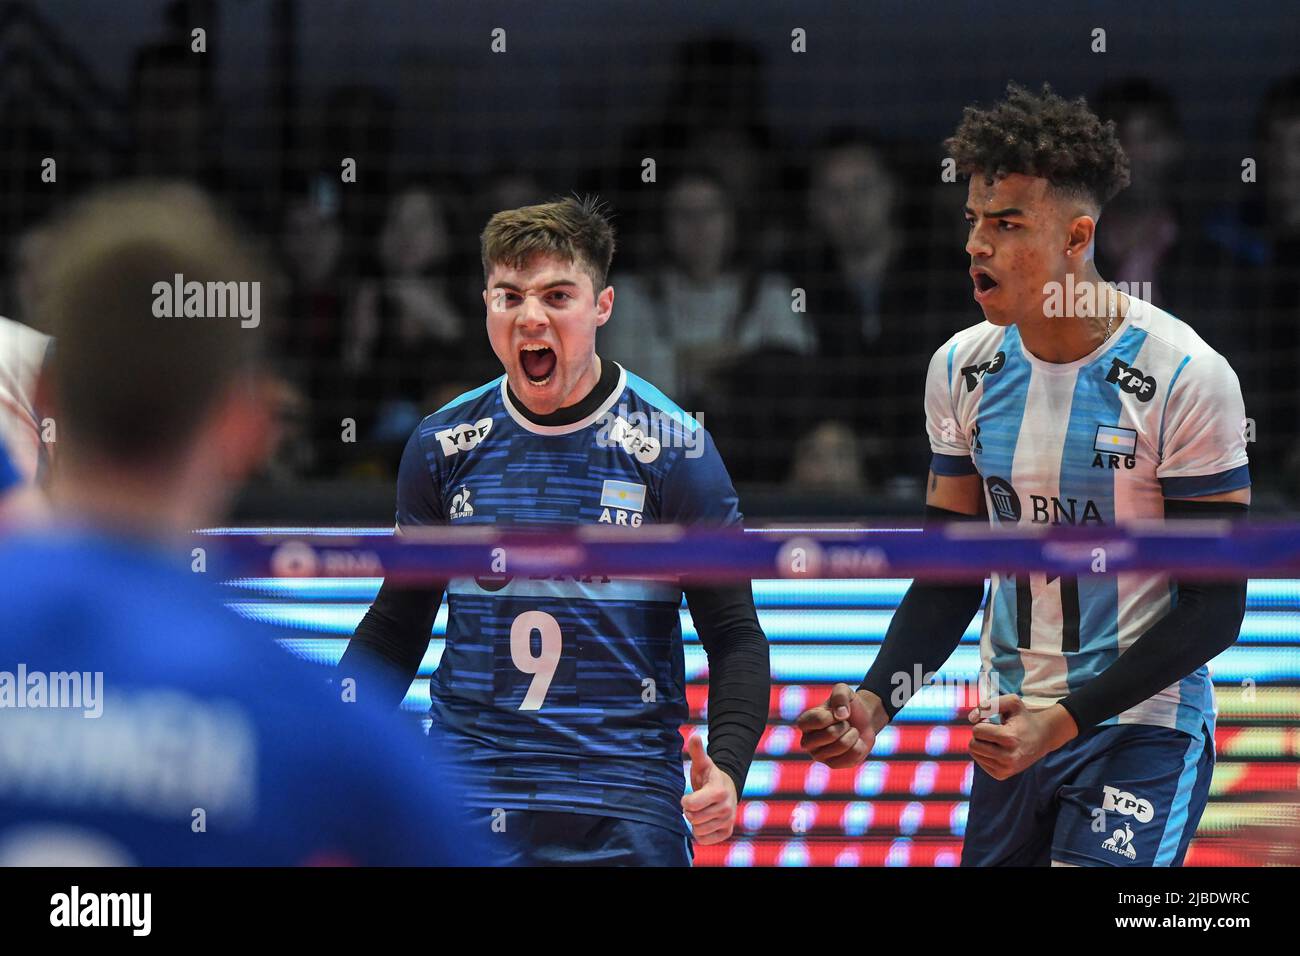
[
  {"x1": 397, "y1": 361, "x2": 741, "y2": 834},
  {"x1": 0, "y1": 527, "x2": 486, "y2": 866}
]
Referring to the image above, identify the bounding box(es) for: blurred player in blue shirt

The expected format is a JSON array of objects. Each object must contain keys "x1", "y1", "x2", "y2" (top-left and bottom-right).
[
  {"x1": 340, "y1": 197, "x2": 771, "y2": 865},
  {"x1": 0, "y1": 183, "x2": 486, "y2": 866}
]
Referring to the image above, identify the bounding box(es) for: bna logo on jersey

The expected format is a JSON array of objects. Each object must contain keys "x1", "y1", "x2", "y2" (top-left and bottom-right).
[
  {"x1": 435, "y1": 418, "x2": 493, "y2": 456},
  {"x1": 985, "y1": 476, "x2": 1021, "y2": 523}
]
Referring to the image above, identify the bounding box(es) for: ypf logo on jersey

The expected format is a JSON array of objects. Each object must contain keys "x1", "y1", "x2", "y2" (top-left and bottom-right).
[
  {"x1": 1105, "y1": 358, "x2": 1157, "y2": 402},
  {"x1": 602, "y1": 414, "x2": 661, "y2": 463},
  {"x1": 961, "y1": 351, "x2": 1005, "y2": 392},
  {"x1": 1101, "y1": 785, "x2": 1155, "y2": 823},
  {"x1": 598, "y1": 479, "x2": 646, "y2": 526},
  {"x1": 435, "y1": 418, "x2": 493, "y2": 457}
]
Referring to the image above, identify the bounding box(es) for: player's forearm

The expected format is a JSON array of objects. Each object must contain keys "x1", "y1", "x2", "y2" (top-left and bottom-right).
[
  {"x1": 701, "y1": 633, "x2": 770, "y2": 794},
  {"x1": 338, "y1": 579, "x2": 446, "y2": 710},
  {"x1": 1059, "y1": 498, "x2": 1249, "y2": 731},
  {"x1": 860, "y1": 502, "x2": 987, "y2": 720},
  {"x1": 858, "y1": 577, "x2": 986, "y2": 721},
  {"x1": 1059, "y1": 577, "x2": 1245, "y2": 731},
  {"x1": 684, "y1": 583, "x2": 772, "y2": 794}
]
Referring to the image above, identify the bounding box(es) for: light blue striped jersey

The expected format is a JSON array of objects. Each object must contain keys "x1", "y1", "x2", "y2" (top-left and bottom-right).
[{"x1": 925, "y1": 296, "x2": 1249, "y2": 739}]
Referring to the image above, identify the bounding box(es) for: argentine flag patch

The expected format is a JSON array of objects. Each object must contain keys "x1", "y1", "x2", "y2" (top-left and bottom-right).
[
  {"x1": 1094, "y1": 425, "x2": 1137, "y2": 456},
  {"x1": 600, "y1": 479, "x2": 646, "y2": 513}
]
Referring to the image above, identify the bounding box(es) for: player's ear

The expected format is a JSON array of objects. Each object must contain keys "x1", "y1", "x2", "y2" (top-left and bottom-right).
[
  {"x1": 1064, "y1": 214, "x2": 1096, "y2": 259},
  {"x1": 594, "y1": 285, "x2": 614, "y2": 327},
  {"x1": 211, "y1": 374, "x2": 279, "y2": 480}
]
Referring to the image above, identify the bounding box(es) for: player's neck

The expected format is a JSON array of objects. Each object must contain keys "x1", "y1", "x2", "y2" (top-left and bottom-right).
[
  {"x1": 1016, "y1": 267, "x2": 1127, "y2": 364},
  {"x1": 52, "y1": 454, "x2": 224, "y2": 544}
]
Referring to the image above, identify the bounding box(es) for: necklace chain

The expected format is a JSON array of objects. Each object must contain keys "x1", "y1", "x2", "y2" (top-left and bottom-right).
[{"x1": 1102, "y1": 285, "x2": 1117, "y2": 343}]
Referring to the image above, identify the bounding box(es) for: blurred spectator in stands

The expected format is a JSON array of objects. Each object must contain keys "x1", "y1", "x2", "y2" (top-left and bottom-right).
[
  {"x1": 788, "y1": 131, "x2": 936, "y2": 494},
  {"x1": 272, "y1": 177, "x2": 349, "y2": 475},
  {"x1": 602, "y1": 165, "x2": 812, "y2": 449},
  {"x1": 801, "y1": 131, "x2": 902, "y2": 356},
  {"x1": 1257, "y1": 76, "x2": 1300, "y2": 247},
  {"x1": 254, "y1": 378, "x2": 315, "y2": 483},
  {"x1": 344, "y1": 184, "x2": 477, "y2": 475},
  {"x1": 1227, "y1": 74, "x2": 1300, "y2": 498},
  {"x1": 785, "y1": 421, "x2": 868, "y2": 493},
  {"x1": 7, "y1": 222, "x2": 54, "y2": 330},
  {"x1": 281, "y1": 180, "x2": 347, "y2": 355},
  {"x1": 602, "y1": 168, "x2": 812, "y2": 483},
  {"x1": 482, "y1": 167, "x2": 547, "y2": 219},
  {"x1": 320, "y1": 84, "x2": 398, "y2": 275},
  {"x1": 613, "y1": 36, "x2": 777, "y2": 270},
  {"x1": 130, "y1": 40, "x2": 216, "y2": 187},
  {"x1": 129, "y1": 4, "x2": 275, "y2": 231},
  {"x1": 1091, "y1": 79, "x2": 1243, "y2": 345}
]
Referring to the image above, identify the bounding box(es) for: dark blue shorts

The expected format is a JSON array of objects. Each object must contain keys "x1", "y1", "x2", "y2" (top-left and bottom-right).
[
  {"x1": 961, "y1": 721, "x2": 1215, "y2": 867},
  {"x1": 482, "y1": 810, "x2": 693, "y2": 866}
]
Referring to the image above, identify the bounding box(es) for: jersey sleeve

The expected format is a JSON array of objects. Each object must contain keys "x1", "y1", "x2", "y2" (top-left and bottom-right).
[
  {"x1": 395, "y1": 425, "x2": 444, "y2": 529},
  {"x1": 1156, "y1": 351, "x2": 1251, "y2": 498},
  {"x1": 925, "y1": 340, "x2": 977, "y2": 476},
  {"x1": 659, "y1": 428, "x2": 742, "y2": 527}
]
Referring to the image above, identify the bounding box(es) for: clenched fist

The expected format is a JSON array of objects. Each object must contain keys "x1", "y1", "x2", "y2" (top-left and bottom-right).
[{"x1": 796, "y1": 683, "x2": 881, "y2": 768}]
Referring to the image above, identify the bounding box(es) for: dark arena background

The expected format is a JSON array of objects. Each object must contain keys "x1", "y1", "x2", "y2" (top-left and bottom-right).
[{"x1": 2, "y1": 0, "x2": 1299, "y2": 892}]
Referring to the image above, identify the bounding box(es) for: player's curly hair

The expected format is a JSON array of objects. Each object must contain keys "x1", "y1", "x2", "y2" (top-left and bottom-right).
[
  {"x1": 481, "y1": 194, "x2": 616, "y2": 294},
  {"x1": 944, "y1": 82, "x2": 1131, "y2": 209}
]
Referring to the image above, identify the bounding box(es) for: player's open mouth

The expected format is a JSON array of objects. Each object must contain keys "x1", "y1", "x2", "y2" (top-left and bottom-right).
[
  {"x1": 972, "y1": 269, "x2": 1000, "y2": 302},
  {"x1": 519, "y1": 343, "x2": 557, "y2": 386}
]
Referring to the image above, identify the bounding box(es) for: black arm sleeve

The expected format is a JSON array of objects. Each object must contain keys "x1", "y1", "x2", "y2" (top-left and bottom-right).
[
  {"x1": 338, "y1": 578, "x2": 446, "y2": 710},
  {"x1": 858, "y1": 505, "x2": 987, "y2": 720},
  {"x1": 1058, "y1": 498, "x2": 1249, "y2": 732},
  {"x1": 682, "y1": 582, "x2": 771, "y2": 795}
]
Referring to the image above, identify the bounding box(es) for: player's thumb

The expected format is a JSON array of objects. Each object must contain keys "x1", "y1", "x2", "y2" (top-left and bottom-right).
[
  {"x1": 970, "y1": 693, "x2": 1024, "y2": 723},
  {"x1": 999, "y1": 694, "x2": 1027, "y2": 716},
  {"x1": 828, "y1": 682, "x2": 856, "y2": 721},
  {"x1": 687, "y1": 734, "x2": 713, "y2": 789}
]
